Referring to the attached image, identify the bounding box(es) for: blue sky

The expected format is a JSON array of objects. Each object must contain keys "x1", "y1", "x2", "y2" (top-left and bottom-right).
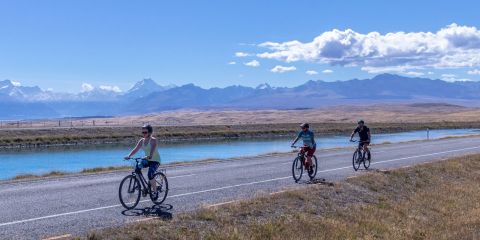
[{"x1": 1, "y1": 0, "x2": 479, "y2": 92}]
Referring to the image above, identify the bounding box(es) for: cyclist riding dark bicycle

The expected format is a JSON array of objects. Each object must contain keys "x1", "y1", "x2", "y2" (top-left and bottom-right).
[
  {"x1": 350, "y1": 120, "x2": 371, "y2": 160},
  {"x1": 124, "y1": 124, "x2": 161, "y2": 199},
  {"x1": 291, "y1": 123, "x2": 316, "y2": 174}
]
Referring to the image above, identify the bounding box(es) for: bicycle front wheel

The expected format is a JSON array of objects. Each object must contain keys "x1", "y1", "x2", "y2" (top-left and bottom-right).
[
  {"x1": 119, "y1": 175, "x2": 141, "y2": 210},
  {"x1": 150, "y1": 172, "x2": 169, "y2": 205},
  {"x1": 352, "y1": 150, "x2": 362, "y2": 171},
  {"x1": 363, "y1": 152, "x2": 371, "y2": 169},
  {"x1": 308, "y1": 155, "x2": 318, "y2": 179},
  {"x1": 292, "y1": 156, "x2": 304, "y2": 182}
]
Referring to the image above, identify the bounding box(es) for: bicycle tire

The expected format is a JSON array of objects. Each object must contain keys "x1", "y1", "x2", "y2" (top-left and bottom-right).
[
  {"x1": 292, "y1": 156, "x2": 304, "y2": 182},
  {"x1": 308, "y1": 155, "x2": 318, "y2": 179},
  {"x1": 119, "y1": 175, "x2": 141, "y2": 210},
  {"x1": 352, "y1": 150, "x2": 362, "y2": 171},
  {"x1": 363, "y1": 153, "x2": 371, "y2": 169},
  {"x1": 150, "y1": 172, "x2": 169, "y2": 205}
]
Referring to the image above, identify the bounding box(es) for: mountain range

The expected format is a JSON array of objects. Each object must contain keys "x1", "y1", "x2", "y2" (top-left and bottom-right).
[{"x1": 1, "y1": 74, "x2": 480, "y2": 119}]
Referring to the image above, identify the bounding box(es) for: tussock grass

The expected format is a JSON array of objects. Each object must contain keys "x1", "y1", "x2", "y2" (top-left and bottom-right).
[{"x1": 85, "y1": 154, "x2": 480, "y2": 240}]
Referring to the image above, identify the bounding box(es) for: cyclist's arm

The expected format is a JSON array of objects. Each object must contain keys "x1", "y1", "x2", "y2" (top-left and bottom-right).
[
  {"x1": 126, "y1": 139, "x2": 143, "y2": 159},
  {"x1": 350, "y1": 130, "x2": 356, "y2": 140},
  {"x1": 367, "y1": 130, "x2": 371, "y2": 142},
  {"x1": 312, "y1": 132, "x2": 316, "y2": 146},
  {"x1": 147, "y1": 138, "x2": 157, "y2": 160},
  {"x1": 291, "y1": 136, "x2": 300, "y2": 146}
]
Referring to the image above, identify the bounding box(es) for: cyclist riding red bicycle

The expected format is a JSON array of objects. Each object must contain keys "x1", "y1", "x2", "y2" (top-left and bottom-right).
[
  {"x1": 291, "y1": 123, "x2": 316, "y2": 174},
  {"x1": 350, "y1": 120, "x2": 371, "y2": 160}
]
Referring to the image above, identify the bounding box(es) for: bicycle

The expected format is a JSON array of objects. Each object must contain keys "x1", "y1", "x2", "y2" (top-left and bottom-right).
[
  {"x1": 119, "y1": 157, "x2": 169, "y2": 210},
  {"x1": 350, "y1": 140, "x2": 371, "y2": 171},
  {"x1": 291, "y1": 146, "x2": 318, "y2": 182}
]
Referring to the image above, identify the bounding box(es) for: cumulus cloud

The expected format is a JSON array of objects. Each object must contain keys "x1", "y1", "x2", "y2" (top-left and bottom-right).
[
  {"x1": 235, "y1": 52, "x2": 250, "y2": 57},
  {"x1": 405, "y1": 71, "x2": 425, "y2": 77},
  {"x1": 228, "y1": 61, "x2": 237, "y2": 65},
  {"x1": 256, "y1": 24, "x2": 480, "y2": 73},
  {"x1": 468, "y1": 69, "x2": 480, "y2": 75},
  {"x1": 244, "y1": 60, "x2": 260, "y2": 67},
  {"x1": 99, "y1": 85, "x2": 122, "y2": 92},
  {"x1": 81, "y1": 83, "x2": 94, "y2": 92},
  {"x1": 322, "y1": 69, "x2": 333, "y2": 74},
  {"x1": 306, "y1": 70, "x2": 318, "y2": 75},
  {"x1": 441, "y1": 73, "x2": 470, "y2": 82},
  {"x1": 271, "y1": 65, "x2": 297, "y2": 73}
]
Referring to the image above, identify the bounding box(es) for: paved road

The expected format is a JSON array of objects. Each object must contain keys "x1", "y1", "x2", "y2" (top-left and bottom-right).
[{"x1": 1, "y1": 136, "x2": 480, "y2": 239}]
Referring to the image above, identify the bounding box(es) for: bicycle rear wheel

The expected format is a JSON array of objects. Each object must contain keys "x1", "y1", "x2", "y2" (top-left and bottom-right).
[
  {"x1": 292, "y1": 156, "x2": 304, "y2": 182},
  {"x1": 150, "y1": 172, "x2": 169, "y2": 205},
  {"x1": 119, "y1": 175, "x2": 141, "y2": 210},
  {"x1": 352, "y1": 150, "x2": 362, "y2": 171},
  {"x1": 308, "y1": 155, "x2": 318, "y2": 179}
]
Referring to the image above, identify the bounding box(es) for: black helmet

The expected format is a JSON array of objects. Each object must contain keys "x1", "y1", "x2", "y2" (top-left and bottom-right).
[
  {"x1": 357, "y1": 120, "x2": 365, "y2": 124},
  {"x1": 142, "y1": 124, "x2": 153, "y2": 133},
  {"x1": 300, "y1": 123, "x2": 309, "y2": 128}
]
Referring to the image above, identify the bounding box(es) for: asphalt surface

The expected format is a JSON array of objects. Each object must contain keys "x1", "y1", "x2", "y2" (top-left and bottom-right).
[{"x1": 1, "y1": 136, "x2": 480, "y2": 239}]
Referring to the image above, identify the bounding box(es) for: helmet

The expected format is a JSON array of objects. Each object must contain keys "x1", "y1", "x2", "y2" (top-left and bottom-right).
[
  {"x1": 142, "y1": 124, "x2": 153, "y2": 133},
  {"x1": 300, "y1": 123, "x2": 309, "y2": 128},
  {"x1": 357, "y1": 120, "x2": 365, "y2": 124}
]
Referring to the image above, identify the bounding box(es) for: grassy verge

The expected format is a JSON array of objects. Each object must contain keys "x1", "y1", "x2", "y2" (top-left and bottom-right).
[
  {"x1": 85, "y1": 154, "x2": 480, "y2": 240},
  {"x1": 2, "y1": 121, "x2": 480, "y2": 149}
]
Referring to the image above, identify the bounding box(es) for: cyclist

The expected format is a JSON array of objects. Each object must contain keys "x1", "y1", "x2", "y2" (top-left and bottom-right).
[
  {"x1": 291, "y1": 123, "x2": 316, "y2": 174},
  {"x1": 350, "y1": 120, "x2": 371, "y2": 160},
  {"x1": 124, "y1": 124, "x2": 161, "y2": 199}
]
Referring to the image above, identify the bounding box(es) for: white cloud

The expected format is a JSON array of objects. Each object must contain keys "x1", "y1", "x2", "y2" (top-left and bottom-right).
[
  {"x1": 81, "y1": 83, "x2": 94, "y2": 92},
  {"x1": 257, "y1": 24, "x2": 480, "y2": 73},
  {"x1": 468, "y1": 69, "x2": 480, "y2": 75},
  {"x1": 11, "y1": 81, "x2": 21, "y2": 86},
  {"x1": 244, "y1": 60, "x2": 260, "y2": 67},
  {"x1": 235, "y1": 52, "x2": 250, "y2": 57},
  {"x1": 428, "y1": 71, "x2": 435, "y2": 75},
  {"x1": 441, "y1": 73, "x2": 471, "y2": 82},
  {"x1": 271, "y1": 65, "x2": 297, "y2": 73},
  {"x1": 322, "y1": 69, "x2": 333, "y2": 74},
  {"x1": 228, "y1": 61, "x2": 237, "y2": 65},
  {"x1": 306, "y1": 70, "x2": 318, "y2": 75},
  {"x1": 99, "y1": 85, "x2": 122, "y2": 92},
  {"x1": 405, "y1": 71, "x2": 425, "y2": 77}
]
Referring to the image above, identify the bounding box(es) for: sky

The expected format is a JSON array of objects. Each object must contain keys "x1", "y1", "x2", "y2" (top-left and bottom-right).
[{"x1": 1, "y1": 0, "x2": 480, "y2": 93}]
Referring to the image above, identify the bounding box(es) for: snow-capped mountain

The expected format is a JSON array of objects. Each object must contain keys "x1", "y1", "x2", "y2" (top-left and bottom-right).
[
  {"x1": 0, "y1": 80, "x2": 46, "y2": 100},
  {"x1": 124, "y1": 78, "x2": 175, "y2": 99}
]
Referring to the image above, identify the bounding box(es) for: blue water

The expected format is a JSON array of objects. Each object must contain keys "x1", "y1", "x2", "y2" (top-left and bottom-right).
[{"x1": 1, "y1": 128, "x2": 479, "y2": 179}]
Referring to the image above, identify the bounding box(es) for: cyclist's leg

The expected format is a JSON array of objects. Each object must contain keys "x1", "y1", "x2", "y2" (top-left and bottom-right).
[
  {"x1": 363, "y1": 142, "x2": 371, "y2": 159},
  {"x1": 306, "y1": 147, "x2": 315, "y2": 168},
  {"x1": 147, "y1": 161, "x2": 160, "y2": 192}
]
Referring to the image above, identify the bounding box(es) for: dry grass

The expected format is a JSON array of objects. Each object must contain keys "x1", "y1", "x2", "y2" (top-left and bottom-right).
[
  {"x1": 85, "y1": 154, "x2": 480, "y2": 240},
  {"x1": 2, "y1": 121, "x2": 480, "y2": 149}
]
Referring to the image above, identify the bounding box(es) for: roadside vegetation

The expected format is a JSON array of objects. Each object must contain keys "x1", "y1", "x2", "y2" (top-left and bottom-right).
[
  {"x1": 85, "y1": 154, "x2": 480, "y2": 240},
  {"x1": 2, "y1": 121, "x2": 480, "y2": 149}
]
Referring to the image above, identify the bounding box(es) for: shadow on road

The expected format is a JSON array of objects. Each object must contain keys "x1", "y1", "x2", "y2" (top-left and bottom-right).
[
  {"x1": 122, "y1": 204, "x2": 174, "y2": 220},
  {"x1": 298, "y1": 178, "x2": 335, "y2": 186}
]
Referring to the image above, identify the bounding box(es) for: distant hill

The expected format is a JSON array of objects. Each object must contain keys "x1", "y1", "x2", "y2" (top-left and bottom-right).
[{"x1": 2, "y1": 74, "x2": 480, "y2": 119}]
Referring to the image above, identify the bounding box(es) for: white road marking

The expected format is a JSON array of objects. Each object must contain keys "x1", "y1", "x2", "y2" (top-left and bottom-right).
[
  {"x1": 207, "y1": 200, "x2": 237, "y2": 208},
  {"x1": 1, "y1": 145, "x2": 480, "y2": 227},
  {"x1": 42, "y1": 234, "x2": 72, "y2": 240},
  {"x1": 169, "y1": 174, "x2": 196, "y2": 179}
]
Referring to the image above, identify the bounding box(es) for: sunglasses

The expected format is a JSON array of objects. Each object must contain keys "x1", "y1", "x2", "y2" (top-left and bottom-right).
[{"x1": 142, "y1": 131, "x2": 148, "y2": 134}]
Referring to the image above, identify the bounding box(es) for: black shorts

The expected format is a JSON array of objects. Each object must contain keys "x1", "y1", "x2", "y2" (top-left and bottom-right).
[{"x1": 359, "y1": 141, "x2": 370, "y2": 147}]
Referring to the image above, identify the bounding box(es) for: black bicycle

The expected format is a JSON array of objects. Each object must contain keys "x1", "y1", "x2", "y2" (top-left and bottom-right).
[
  {"x1": 119, "y1": 157, "x2": 169, "y2": 210},
  {"x1": 350, "y1": 140, "x2": 371, "y2": 171},
  {"x1": 291, "y1": 146, "x2": 318, "y2": 182}
]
